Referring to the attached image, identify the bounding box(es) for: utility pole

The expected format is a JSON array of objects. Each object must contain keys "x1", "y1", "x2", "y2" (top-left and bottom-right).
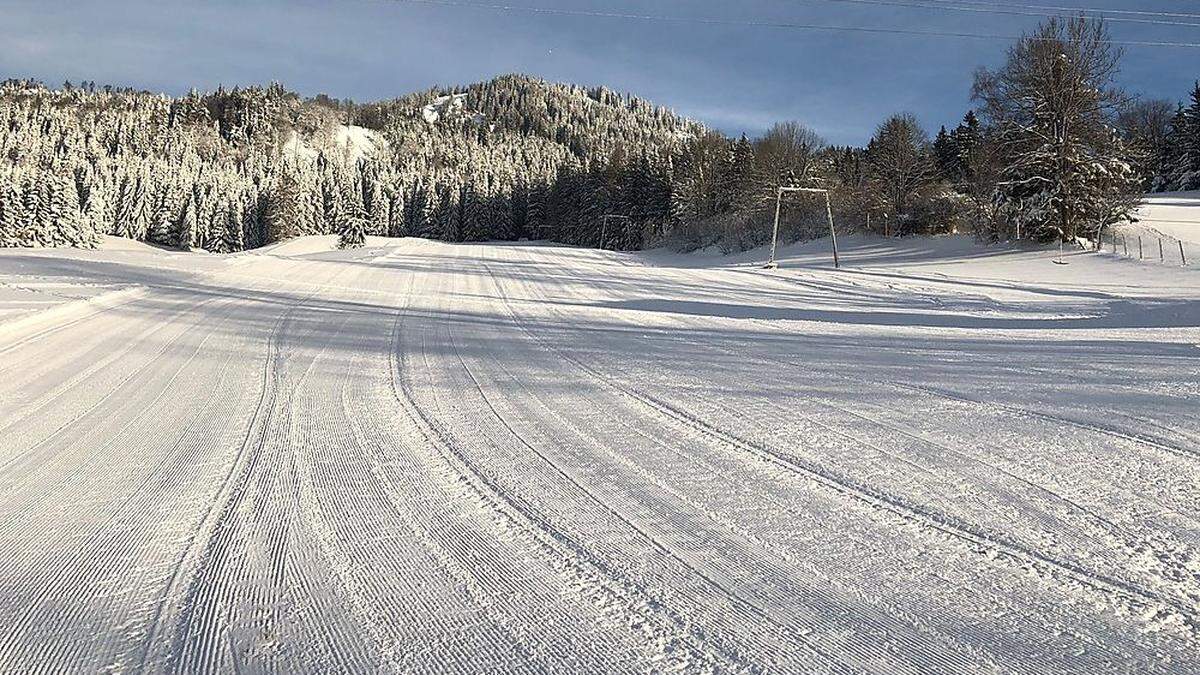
[{"x1": 766, "y1": 186, "x2": 839, "y2": 269}]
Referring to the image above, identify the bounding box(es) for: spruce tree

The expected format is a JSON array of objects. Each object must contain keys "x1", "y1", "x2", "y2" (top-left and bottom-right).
[
  {"x1": 222, "y1": 199, "x2": 245, "y2": 252},
  {"x1": 337, "y1": 209, "x2": 367, "y2": 249},
  {"x1": 1178, "y1": 83, "x2": 1200, "y2": 190},
  {"x1": 266, "y1": 165, "x2": 304, "y2": 243},
  {"x1": 933, "y1": 127, "x2": 957, "y2": 182},
  {"x1": 175, "y1": 195, "x2": 198, "y2": 250}
]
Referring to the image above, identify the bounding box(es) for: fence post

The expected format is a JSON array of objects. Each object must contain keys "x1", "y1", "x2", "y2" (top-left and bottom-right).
[
  {"x1": 1182, "y1": 240, "x2": 1188, "y2": 267},
  {"x1": 1160, "y1": 238, "x2": 1164, "y2": 263},
  {"x1": 1138, "y1": 236, "x2": 1143, "y2": 260}
]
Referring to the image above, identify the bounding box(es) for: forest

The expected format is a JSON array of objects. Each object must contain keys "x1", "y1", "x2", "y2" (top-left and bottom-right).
[{"x1": 0, "y1": 18, "x2": 1197, "y2": 253}]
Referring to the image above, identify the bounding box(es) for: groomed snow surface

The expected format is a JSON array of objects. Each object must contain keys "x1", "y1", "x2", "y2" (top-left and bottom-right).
[{"x1": 0, "y1": 233, "x2": 1197, "y2": 673}]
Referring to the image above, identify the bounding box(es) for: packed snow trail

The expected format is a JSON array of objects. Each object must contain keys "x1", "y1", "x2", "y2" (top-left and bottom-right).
[{"x1": 0, "y1": 236, "x2": 1197, "y2": 674}]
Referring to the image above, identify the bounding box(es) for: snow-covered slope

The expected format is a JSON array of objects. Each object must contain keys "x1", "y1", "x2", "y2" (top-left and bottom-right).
[
  {"x1": 1131, "y1": 191, "x2": 1200, "y2": 247},
  {"x1": 421, "y1": 92, "x2": 468, "y2": 123},
  {"x1": 281, "y1": 124, "x2": 386, "y2": 163},
  {"x1": 421, "y1": 92, "x2": 485, "y2": 126},
  {"x1": 0, "y1": 236, "x2": 1196, "y2": 673}
]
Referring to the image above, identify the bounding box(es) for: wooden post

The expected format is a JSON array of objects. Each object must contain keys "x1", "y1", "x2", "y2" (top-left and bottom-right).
[
  {"x1": 1138, "y1": 236, "x2": 1143, "y2": 260},
  {"x1": 1159, "y1": 238, "x2": 1164, "y2": 263},
  {"x1": 1181, "y1": 240, "x2": 1188, "y2": 266}
]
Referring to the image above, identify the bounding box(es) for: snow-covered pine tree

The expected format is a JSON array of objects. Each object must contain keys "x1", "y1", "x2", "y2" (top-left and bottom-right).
[
  {"x1": 174, "y1": 193, "x2": 197, "y2": 250},
  {"x1": 222, "y1": 198, "x2": 245, "y2": 252},
  {"x1": 266, "y1": 164, "x2": 304, "y2": 243},
  {"x1": 724, "y1": 135, "x2": 756, "y2": 213},
  {"x1": 148, "y1": 185, "x2": 176, "y2": 247},
  {"x1": 45, "y1": 172, "x2": 71, "y2": 246},
  {"x1": 367, "y1": 180, "x2": 389, "y2": 237},
  {"x1": 525, "y1": 182, "x2": 546, "y2": 237},
  {"x1": 31, "y1": 177, "x2": 52, "y2": 246},
  {"x1": 337, "y1": 205, "x2": 367, "y2": 249},
  {"x1": 82, "y1": 181, "x2": 108, "y2": 243},
  {"x1": 0, "y1": 172, "x2": 19, "y2": 246},
  {"x1": 113, "y1": 175, "x2": 137, "y2": 240},
  {"x1": 131, "y1": 174, "x2": 150, "y2": 241},
  {"x1": 1177, "y1": 83, "x2": 1200, "y2": 190},
  {"x1": 387, "y1": 185, "x2": 406, "y2": 238}
]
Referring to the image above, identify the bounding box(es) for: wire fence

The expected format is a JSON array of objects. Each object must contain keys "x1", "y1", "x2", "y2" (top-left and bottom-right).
[{"x1": 1104, "y1": 227, "x2": 1191, "y2": 267}]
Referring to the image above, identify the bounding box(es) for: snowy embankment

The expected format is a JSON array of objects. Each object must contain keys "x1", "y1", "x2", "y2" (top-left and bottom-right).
[
  {"x1": 0, "y1": 237, "x2": 198, "y2": 326},
  {"x1": 0, "y1": 233, "x2": 1197, "y2": 673}
]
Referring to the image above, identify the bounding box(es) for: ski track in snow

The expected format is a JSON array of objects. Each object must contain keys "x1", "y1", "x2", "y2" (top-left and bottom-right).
[{"x1": 0, "y1": 236, "x2": 1196, "y2": 673}]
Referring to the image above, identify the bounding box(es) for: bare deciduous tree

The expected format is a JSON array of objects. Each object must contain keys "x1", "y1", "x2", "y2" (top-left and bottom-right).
[
  {"x1": 865, "y1": 112, "x2": 936, "y2": 219},
  {"x1": 973, "y1": 17, "x2": 1139, "y2": 242},
  {"x1": 754, "y1": 121, "x2": 826, "y2": 190}
]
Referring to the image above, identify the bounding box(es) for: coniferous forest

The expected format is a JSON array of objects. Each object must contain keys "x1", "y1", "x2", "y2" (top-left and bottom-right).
[{"x1": 1, "y1": 18, "x2": 1198, "y2": 254}]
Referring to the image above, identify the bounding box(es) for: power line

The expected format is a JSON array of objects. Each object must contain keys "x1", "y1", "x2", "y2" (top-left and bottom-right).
[
  {"x1": 386, "y1": 0, "x2": 1200, "y2": 47},
  {"x1": 912, "y1": 0, "x2": 1200, "y2": 21},
  {"x1": 803, "y1": 0, "x2": 1200, "y2": 28}
]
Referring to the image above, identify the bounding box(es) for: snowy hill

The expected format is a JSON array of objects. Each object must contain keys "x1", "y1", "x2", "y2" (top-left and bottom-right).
[{"x1": 1130, "y1": 192, "x2": 1200, "y2": 247}]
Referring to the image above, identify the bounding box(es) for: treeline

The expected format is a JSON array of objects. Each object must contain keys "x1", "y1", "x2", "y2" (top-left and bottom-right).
[
  {"x1": 1145, "y1": 84, "x2": 1200, "y2": 193},
  {"x1": 0, "y1": 18, "x2": 1196, "y2": 253},
  {"x1": 670, "y1": 18, "x2": 1174, "y2": 249},
  {"x1": 0, "y1": 75, "x2": 697, "y2": 252}
]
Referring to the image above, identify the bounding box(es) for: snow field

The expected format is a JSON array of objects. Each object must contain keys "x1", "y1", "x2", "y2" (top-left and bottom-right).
[
  {"x1": 1112, "y1": 191, "x2": 1200, "y2": 264},
  {"x1": 0, "y1": 234, "x2": 1196, "y2": 673}
]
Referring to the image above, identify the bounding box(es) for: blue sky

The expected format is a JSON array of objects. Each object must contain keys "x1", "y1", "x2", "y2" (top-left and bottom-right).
[{"x1": 2, "y1": 0, "x2": 1196, "y2": 145}]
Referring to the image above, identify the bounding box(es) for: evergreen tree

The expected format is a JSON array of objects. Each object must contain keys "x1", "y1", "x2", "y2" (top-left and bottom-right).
[
  {"x1": 266, "y1": 165, "x2": 304, "y2": 243},
  {"x1": 1176, "y1": 83, "x2": 1200, "y2": 190},
  {"x1": 933, "y1": 127, "x2": 957, "y2": 182},
  {"x1": 0, "y1": 174, "x2": 20, "y2": 246},
  {"x1": 222, "y1": 199, "x2": 245, "y2": 252},
  {"x1": 367, "y1": 180, "x2": 389, "y2": 236},
  {"x1": 175, "y1": 194, "x2": 197, "y2": 250}
]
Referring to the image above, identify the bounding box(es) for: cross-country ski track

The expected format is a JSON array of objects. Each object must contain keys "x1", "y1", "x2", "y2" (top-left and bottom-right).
[{"x1": 0, "y1": 235, "x2": 1197, "y2": 674}]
